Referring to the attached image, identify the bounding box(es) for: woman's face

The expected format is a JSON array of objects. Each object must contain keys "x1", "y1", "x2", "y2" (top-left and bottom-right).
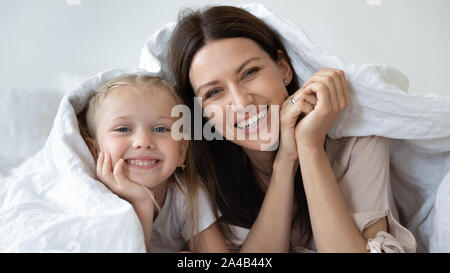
[{"x1": 189, "y1": 37, "x2": 292, "y2": 151}]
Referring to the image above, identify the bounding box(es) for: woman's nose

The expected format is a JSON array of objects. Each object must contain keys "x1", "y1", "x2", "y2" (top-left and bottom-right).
[
  {"x1": 229, "y1": 84, "x2": 252, "y2": 110},
  {"x1": 132, "y1": 131, "x2": 155, "y2": 149}
]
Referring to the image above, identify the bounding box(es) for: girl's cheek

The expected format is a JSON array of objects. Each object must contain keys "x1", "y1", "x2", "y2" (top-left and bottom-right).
[
  {"x1": 162, "y1": 139, "x2": 184, "y2": 163},
  {"x1": 100, "y1": 138, "x2": 127, "y2": 164}
]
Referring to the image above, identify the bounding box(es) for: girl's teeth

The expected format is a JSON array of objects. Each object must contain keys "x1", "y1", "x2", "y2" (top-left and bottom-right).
[{"x1": 128, "y1": 160, "x2": 157, "y2": 166}]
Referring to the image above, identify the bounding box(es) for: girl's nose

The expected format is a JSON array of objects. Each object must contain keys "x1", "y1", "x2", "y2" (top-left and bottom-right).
[{"x1": 132, "y1": 131, "x2": 155, "y2": 149}]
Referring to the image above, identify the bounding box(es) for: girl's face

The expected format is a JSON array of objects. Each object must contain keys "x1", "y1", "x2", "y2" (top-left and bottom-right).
[
  {"x1": 189, "y1": 37, "x2": 292, "y2": 151},
  {"x1": 93, "y1": 85, "x2": 187, "y2": 189}
]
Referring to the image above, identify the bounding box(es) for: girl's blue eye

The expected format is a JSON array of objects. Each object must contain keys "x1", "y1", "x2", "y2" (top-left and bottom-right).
[
  {"x1": 115, "y1": 127, "x2": 130, "y2": 133},
  {"x1": 154, "y1": 127, "x2": 169, "y2": 133}
]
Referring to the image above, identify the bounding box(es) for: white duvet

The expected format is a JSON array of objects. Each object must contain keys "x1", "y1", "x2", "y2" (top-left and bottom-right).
[
  {"x1": 0, "y1": 69, "x2": 152, "y2": 252},
  {"x1": 1, "y1": 3, "x2": 449, "y2": 253},
  {"x1": 139, "y1": 3, "x2": 450, "y2": 252}
]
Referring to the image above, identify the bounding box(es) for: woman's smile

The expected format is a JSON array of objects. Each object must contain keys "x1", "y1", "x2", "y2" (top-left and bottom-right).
[{"x1": 234, "y1": 105, "x2": 269, "y2": 137}]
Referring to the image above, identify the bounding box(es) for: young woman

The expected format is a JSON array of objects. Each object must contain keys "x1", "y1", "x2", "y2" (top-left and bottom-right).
[{"x1": 168, "y1": 6, "x2": 416, "y2": 252}]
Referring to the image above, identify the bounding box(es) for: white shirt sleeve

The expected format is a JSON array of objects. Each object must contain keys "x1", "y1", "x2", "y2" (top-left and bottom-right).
[{"x1": 175, "y1": 183, "x2": 218, "y2": 242}]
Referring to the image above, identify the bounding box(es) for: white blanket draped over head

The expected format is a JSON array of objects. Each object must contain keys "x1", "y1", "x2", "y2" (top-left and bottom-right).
[
  {"x1": 139, "y1": 3, "x2": 450, "y2": 252},
  {"x1": 0, "y1": 69, "x2": 155, "y2": 252}
]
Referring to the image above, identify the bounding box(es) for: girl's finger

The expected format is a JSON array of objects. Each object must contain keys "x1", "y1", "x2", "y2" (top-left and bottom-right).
[
  {"x1": 96, "y1": 152, "x2": 115, "y2": 189},
  {"x1": 113, "y1": 159, "x2": 127, "y2": 184},
  {"x1": 102, "y1": 153, "x2": 115, "y2": 183},
  {"x1": 96, "y1": 151, "x2": 104, "y2": 178}
]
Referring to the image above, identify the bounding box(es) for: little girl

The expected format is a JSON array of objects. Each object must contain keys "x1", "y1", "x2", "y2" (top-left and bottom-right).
[{"x1": 77, "y1": 74, "x2": 228, "y2": 252}]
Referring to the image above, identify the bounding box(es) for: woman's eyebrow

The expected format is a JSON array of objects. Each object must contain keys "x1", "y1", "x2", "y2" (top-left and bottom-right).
[
  {"x1": 235, "y1": 57, "x2": 261, "y2": 74},
  {"x1": 196, "y1": 80, "x2": 219, "y2": 94}
]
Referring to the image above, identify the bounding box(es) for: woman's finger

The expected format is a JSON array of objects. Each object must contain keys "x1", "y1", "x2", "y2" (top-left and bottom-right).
[
  {"x1": 291, "y1": 88, "x2": 317, "y2": 106},
  {"x1": 338, "y1": 70, "x2": 350, "y2": 106},
  {"x1": 303, "y1": 93, "x2": 317, "y2": 106},
  {"x1": 304, "y1": 74, "x2": 339, "y2": 111},
  {"x1": 303, "y1": 81, "x2": 332, "y2": 112},
  {"x1": 298, "y1": 100, "x2": 314, "y2": 114},
  {"x1": 281, "y1": 92, "x2": 315, "y2": 127},
  {"x1": 320, "y1": 70, "x2": 347, "y2": 109},
  {"x1": 283, "y1": 88, "x2": 316, "y2": 110},
  {"x1": 291, "y1": 92, "x2": 316, "y2": 115}
]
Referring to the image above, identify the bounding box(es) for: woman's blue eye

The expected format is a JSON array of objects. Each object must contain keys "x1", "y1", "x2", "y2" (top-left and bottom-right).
[
  {"x1": 154, "y1": 127, "x2": 169, "y2": 133},
  {"x1": 205, "y1": 89, "x2": 220, "y2": 99},
  {"x1": 242, "y1": 67, "x2": 260, "y2": 80}
]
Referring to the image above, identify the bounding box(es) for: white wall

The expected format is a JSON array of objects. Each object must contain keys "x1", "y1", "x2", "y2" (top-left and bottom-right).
[{"x1": 1, "y1": 0, "x2": 449, "y2": 96}]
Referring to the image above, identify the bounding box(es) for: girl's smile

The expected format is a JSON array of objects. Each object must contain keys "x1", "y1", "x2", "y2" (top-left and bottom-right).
[
  {"x1": 125, "y1": 157, "x2": 162, "y2": 170},
  {"x1": 93, "y1": 85, "x2": 187, "y2": 189}
]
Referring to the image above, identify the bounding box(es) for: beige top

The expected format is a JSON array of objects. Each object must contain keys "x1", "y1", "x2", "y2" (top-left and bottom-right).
[{"x1": 227, "y1": 136, "x2": 417, "y2": 253}]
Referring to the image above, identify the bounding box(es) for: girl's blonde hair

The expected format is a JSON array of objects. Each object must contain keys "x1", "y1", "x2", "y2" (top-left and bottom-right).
[{"x1": 78, "y1": 74, "x2": 204, "y2": 251}]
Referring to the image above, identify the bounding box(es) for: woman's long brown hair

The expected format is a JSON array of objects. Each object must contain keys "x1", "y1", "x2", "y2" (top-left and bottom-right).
[{"x1": 168, "y1": 5, "x2": 312, "y2": 248}]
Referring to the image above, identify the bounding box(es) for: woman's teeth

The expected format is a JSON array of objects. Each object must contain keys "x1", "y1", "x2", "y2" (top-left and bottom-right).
[
  {"x1": 127, "y1": 159, "x2": 158, "y2": 166},
  {"x1": 236, "y1": 108, "x2": 268, "y2": 129}
]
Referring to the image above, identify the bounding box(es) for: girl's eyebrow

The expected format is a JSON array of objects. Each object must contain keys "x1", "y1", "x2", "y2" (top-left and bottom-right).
[
  {"x1": 111, "y1": 115, "x2": 176, "y2": 122},
  {"x1": 111, "y1": 115, "x2": 132, "y2": 122},
  {"x1": 157, "y1": 116, "x2": 177, "y2": 122}
]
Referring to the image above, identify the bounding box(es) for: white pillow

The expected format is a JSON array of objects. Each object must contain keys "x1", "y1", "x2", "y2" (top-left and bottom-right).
[{"x1": 0, "y1": 88, "x2": 62, "y2": 175}]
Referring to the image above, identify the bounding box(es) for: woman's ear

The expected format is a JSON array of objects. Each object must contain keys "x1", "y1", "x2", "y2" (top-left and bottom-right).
[
  {"x1": 277, "y1": 50, "x2": 293, "y2": 85},
  {"x1": 84, "y1": 137, "x2": 99, "y2": 162}
]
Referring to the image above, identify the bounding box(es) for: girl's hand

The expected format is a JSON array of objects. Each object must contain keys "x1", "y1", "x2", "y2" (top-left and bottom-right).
[
  {"x1": 277, "y1": 87, "x2": 318, "y2": 163},
  {"x1": 294, "y1": 68, "x2": 350, "y2": 149},
  {"x1": 97, "y1": 152, "x2": 156, "y2": 207}
]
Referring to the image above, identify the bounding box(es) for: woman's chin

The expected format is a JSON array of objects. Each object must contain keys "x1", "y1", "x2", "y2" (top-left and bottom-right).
[
  {"x1": 231, "y1": 125, "x2": 279, "y2": 151},
  {"x1": 234, "y1": 136, "x2": 280, "y2": 152}
]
